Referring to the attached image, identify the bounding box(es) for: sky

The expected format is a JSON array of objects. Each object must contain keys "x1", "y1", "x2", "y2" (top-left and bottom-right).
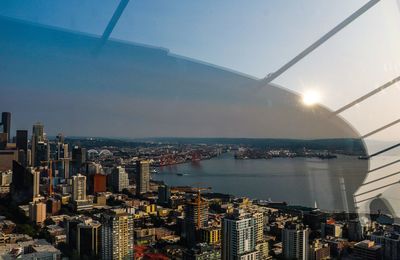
[{"x1": 0, "y1": 0, "x2": 399, "y2": 146}]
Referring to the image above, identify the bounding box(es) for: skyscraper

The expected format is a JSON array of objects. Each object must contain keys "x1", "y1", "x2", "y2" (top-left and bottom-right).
[
  {"x1": 56, "y1": 133, "x2": 64, "y2": 146},
  {"x1": 11, "y1": 161, "x2": 36, "y2": 203},
  {"x1": 157, "y1": 184, "x2": 171, "y2": 206},
  {"x1": 34, "y1": 140, "x2": 49, "y2": 167},
  {"x1": 16, "y1": 129, "x2": 28, "y2": 167},
  {"x1": 135, "y1": 160, "x2": 150, "y2": 195},
  {"x1": 101, "y1": 210, "x2": 134, "y2": 260},
  {"x1": 55, "y1": 133, "x2": 65, "y2": 174},
  {"x1": 31, "y1": 122, "x2": 45, "y2": 167},
  {"x1": 111, "y1": 166, "x2": 129, "y2": 192},
  {"x1": 72, "y1": 174, "x2": 86, "y2": 201},
  {"x1": 282, "y1": 223, "x2": 310, "y2": 260},
  {"x1": 32, "y1": 122, "x2": 44, "y2": 141},
  {"x1": 1, "y1": 112, "x2": 11, "y2": 142},
  {"x1": 16, "y1": 130, "x2": 28, "y2": 152},
  {"x1": 62, "y1": 143, "x2": 70, "y2": 179},
  {"x1": 222, "y1": 208, "x2": 258, "y2": 260},
  {"x1": 72, "y1": 145, "x2": 86, "y2": 175}
]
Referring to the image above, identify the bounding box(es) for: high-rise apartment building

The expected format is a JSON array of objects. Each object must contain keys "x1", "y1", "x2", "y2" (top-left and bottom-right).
[
  {"x1": 282, "y1": 223, "x2": 310, "y2": 260},
  {"x1": 72, "y1": 174, "x2": 86, "y2": 201},
  {"x1": 135, "y1": 160, "x2": 150, "y2": 195},
  {"x1": 111, "y1": 166, "x2": 129, "y2": 192},
  {"x1": 253, "y1": 211, "x2": 264, "y2": 243},
  {"x1": 66, "y1": 216, "x2": 101, "y2": 258},
  {"x1": 222, "y1": 208, "x2": 258, "y2": 260},
  {"x1": 255, "y1": 240, "x2": 270, "y2": 260},
  {"x1": 77, "y1": 220, "x2": 101, "y2": 257},
  {"x1": 101, "y1": 210, "x2": 134, "y2": 260}
]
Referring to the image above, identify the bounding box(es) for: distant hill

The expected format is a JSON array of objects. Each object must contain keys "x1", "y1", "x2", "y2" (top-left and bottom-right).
[{"x1": 64, "y1": 136, "x2": 366, "y2": 155}]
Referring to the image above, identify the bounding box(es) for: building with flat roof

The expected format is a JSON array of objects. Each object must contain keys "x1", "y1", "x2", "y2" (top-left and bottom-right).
[
  {"x1": 72, "y1": 174, "x2": 86, "y2": 201},
  {"x1": 111, "y1": 166, "x2": 129, "y2": 193},
  {"x1": 353, "y1": 240, "x2": 382, "y2": 260},
  {"x1": 136, "y1": 160, "x2": 150, "y2": 195},
  {"x1": 282, "y1": 223, "x2": 310, "y2": 260},
  {"x1": 101, "y1": 210, "x2": 134, "y2": 260},
  {"x1": 29, "y1": 201, "x2": 46, "y2": 225},
  {"x1": 222, "y1": 208, "x2": 258, "y2": 260}
]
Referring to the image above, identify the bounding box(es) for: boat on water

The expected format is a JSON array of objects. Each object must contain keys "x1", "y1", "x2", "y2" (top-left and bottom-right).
[
  {"x1": 176, "y1": 173, "x2": 184, "y2": 176},
  {"x1": 151, "y1": 168, "x2": 158, "y2": 174}
]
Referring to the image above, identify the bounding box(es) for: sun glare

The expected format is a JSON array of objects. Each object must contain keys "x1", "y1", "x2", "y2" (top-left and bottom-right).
[{"x1": 302, "y1": 90, "x2": 321, "y2": 106}]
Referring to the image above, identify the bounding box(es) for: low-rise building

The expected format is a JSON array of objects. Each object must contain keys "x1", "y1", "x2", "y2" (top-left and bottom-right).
[
  {"x1": 183, "y1": 243, "x2": 221, "y2": 260},
  {"x1": 353, "y1": 240, "x2": 383, "y2": 260}
]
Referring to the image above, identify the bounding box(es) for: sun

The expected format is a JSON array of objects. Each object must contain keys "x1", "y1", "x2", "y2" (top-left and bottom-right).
[{"x1": 302, "y1": 90, "x2": 321, "y2": 106}]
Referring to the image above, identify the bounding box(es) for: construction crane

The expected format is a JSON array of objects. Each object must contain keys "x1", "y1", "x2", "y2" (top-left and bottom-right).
[{"x1": 193, "y1": 185, "x2": 211, "y2": 229}]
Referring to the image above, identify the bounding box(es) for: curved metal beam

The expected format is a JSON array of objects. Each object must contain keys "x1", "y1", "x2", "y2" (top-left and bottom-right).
[{"x1": 263, "y1": 0, "x2": 380, "y2": 84}]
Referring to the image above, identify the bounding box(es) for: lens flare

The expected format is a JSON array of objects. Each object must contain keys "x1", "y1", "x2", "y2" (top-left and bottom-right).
[{"x1": 302, "y1": 90, "x2": 321, "y2": 106}]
